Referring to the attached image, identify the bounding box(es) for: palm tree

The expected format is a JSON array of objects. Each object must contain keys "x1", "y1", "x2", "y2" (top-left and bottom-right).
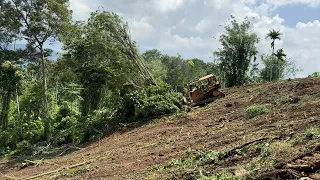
[
  {"x1": 266, "y1": 29, "x2": 282, "y2": 81},
  {"x1": 274, "y1": 48, "x2": 287, "y2": 79},
  {"x1": 267, "y1": 29, "x2": 282, "y2": 55},
  {"x1": 274, "y1": 48, "x2": 286, "y2": 62}
]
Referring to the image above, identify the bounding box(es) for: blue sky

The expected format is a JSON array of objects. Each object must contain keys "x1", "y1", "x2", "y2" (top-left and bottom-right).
[
  {"x1": 46, "y1": 0, "x2": 320, "y2": 78},
  {"x1": 273, "y1": 4, "x2": 320, "y2": 27}
]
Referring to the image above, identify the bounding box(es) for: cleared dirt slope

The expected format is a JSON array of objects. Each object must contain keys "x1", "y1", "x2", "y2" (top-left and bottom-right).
[{"x1": 1, "y1": 77, "x2": 320, "y2": 180}]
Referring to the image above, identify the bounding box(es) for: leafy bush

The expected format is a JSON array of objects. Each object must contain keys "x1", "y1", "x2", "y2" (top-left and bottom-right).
[
  {"x1": 154, "y1": 150, "x2": 225, "y2": 171},
  {"x1": 134, "y1": 92, "x2": 182, "y2": 119},
  {"x1": 245, "y1": 145, "x2": 275, "y2": 174},
  {"x1": 10, "y1": 140, "x2": 33, "y2": 157},
  {"x1": 308, "y1": 72, "x2": 320, "y2": 77},
  {"x1": 293, "y1": 126, "x2": 320, "y2": 145},
  {"x1": 245, "y1": 104, "x2": 270, "y2": 119},
  {"x1": 22, "y1": 119, "x2": 44, "y2": 144},
  {"x1": 53, "y1": 116, "x2": 78, "y2": 145},
  {"x1": 197, "y1": 172, "x2": 237, "y2": 180},
  {"x1": 0, "y1": 130, "x2": 19, "y2": 155},
  {"x1": 120, "y1": 83, "x2": 183, "y2": 122},
  {"x1": 193, "y1": 150, "x2": 225, "y2": 165},
  {"x1": 304, "y1": 127, "x2": 320, "y2": 140},
  {"x1": 78, "y1": 108, "x2": 116, "y2": 143},
  {"x1": 52, "y1": 102, "x2": 80, "y2": 145}
]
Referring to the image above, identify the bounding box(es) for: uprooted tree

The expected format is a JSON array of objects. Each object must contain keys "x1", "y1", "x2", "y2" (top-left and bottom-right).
[{"x1": 61, "y1": 11, "x2": 157, "y2": 117}]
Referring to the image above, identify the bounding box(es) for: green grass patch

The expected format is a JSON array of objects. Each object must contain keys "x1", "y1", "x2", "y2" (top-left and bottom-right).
[
  {"x1": 242, "y1": 141, "x2": 296, "y2": 178},
  {"x1": 148, "y1": 111, "x2": 188, "y2": 124},
  {"x1": 240, "y1": 144, "x2": 276, "y2": 179},
  {"x1": 293, "y1": 126, "x2": 320, "y2": 145},
  {"x1": 151, "y1": 150, "x2": 226, "y2": 171},
  {"x1": 245, "y1": 104, "x2": 271, "y2": 119},
  {"x1": 245, "y1": 146, "x2": 275, "y2": 172},
  {"x1": 197, "y1": 172, "x2": 237, "y2": 180},
  {"x1": 50, "y1": 167, "x2": 89, "y2": 180},
  {"x1": 197, "y1": 141, "x2": 295, "y2": 180},
  {"x1": 247, "y1": 87, "x2": 263, "y2": 93},
  {"x1": 305, "y1": 126, "x2": 320, "y2": 140}
]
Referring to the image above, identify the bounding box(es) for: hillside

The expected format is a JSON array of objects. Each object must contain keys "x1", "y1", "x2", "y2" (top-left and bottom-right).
[{"x1": 1, "y1": 77, "x2": 320, "y2": 180}]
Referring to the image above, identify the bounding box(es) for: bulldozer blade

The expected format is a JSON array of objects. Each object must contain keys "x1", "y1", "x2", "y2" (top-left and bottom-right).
[
  {"x1": 190, "y1": 91, "x2": 225, "y2": 107},
  {"x1": 191, "y1": 97, "x2": 215, "y2": 107}
]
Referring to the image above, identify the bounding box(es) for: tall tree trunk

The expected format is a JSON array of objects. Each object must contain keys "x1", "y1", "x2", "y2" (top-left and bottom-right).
[
  {"x1": 270, "y1": 41, "x2": 275, "y2": 81},
  {"x1": 81, "y1": 89, "x2": 89, "y2": 117},
  {"x1": 1, "y1": 91, "x2": 11, "y2": 131},
  {"x1": 16, "y1": 85, "x2": 20, "y2": 116},
  {"x1": 0, "y1": 93, "x2": 5, "y2": 130},
  {"x1": 16, "y1": 85, "x2": 22, "y2": 137},
  {"x1": 40, "y1": 47, "x2": 50, "y2": 140}
]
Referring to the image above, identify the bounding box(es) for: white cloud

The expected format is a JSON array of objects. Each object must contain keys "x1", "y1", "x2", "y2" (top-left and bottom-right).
[
  {"x1": 296, "y1": 20, "x2": 320, "y2": 28},
  {"x1": 155, "y1": 0, "x2": 184, "y2": 13},
  {"x1": 195, "y1": 19, "x2": 211, "y2": 33},
  {"x1": 69, "y1": 0, "x2": 92, "y2": 21},
  {"x1": 172, "y1": 35, "x2": 205, "y2": 48},
  {"x1": 130, "y1": 16, "x2": 154, "y2": 40},
  {"x1": 204, "y1": 0, "x2": 225, "y2": 9},
  {"x1": 253, "y1": 14, "x2": 285, "y2": 39},
  {"x1": 180, "y1": 18, "x2": 185, "y2": 24},
  {"x1": 266, "y1": 0, "x2": 320, "y2": 8},
  {"x1": 284, "y1": 21, "x2": 320, "y2": 76}
]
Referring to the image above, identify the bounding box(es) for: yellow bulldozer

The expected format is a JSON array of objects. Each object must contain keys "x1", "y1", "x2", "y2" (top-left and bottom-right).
[{"x1": 183, "y1": 74, "x2": 225, "y2": 107}]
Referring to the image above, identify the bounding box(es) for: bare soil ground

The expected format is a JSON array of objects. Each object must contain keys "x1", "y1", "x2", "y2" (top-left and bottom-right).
[{"x1": 1, "y1": 77, "x2": 320, "y2": 180}]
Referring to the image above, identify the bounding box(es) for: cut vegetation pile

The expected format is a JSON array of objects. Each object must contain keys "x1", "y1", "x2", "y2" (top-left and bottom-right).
[{"x1": 1, "y1": 77, "x2": 320, "y2": 180}]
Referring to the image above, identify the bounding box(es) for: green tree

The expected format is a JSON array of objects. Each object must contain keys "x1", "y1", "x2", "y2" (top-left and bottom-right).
[
  {"x1": 309, "y1": 72, "x2": 320, "y2": 77},
  {"x1": 187, "y1": 58, "x2": 207, "y2": 82},
  {"x1": 146, "y1": 60, "x2": 167, "y2": 84},
  {"x1": 142, "y1": 49, "x2": 167, "y2": 84},
  {"x1": 248, "y1": 58, "x2": 260, "y2": 83},
  {"x1": 85, "y1": 11, "x2": 156, "y2": 86},
  {"x1": 260, "y1": 49, "x2": 302, "y2": 81},
  {"x1": 1, "y1": 0, "x2": 72, "y2": 139},
  {"x1": 267, "y1": 29, "x2": 282, "y2": 56},
  {"x1": 62, "y1": 11, "x2": 157, "y2": 117},
  {"x1": 0, "y1": 1, "x2": 20, "y2": 50},
  {"x1": 266, "y1": 29, "x2": 282, "y2": 81},
  {"x1": 0, "y1": 61, "x2": 22, "y2": 130},
  {"x1": 142, "y1": 49, "x2": 162, "y2": 62},
  {"x1": 274, "y1": 48, "x2": 286, "y2": 61},
  {"x1": 214, "y1": 17, "x2": 259, "y2": 87},
  {"x1": 259, "y1": 54, "x2": 286, "y2": 81},
  {"x1": 161, "y1": 55, "x2": 184, "y2": 91}
]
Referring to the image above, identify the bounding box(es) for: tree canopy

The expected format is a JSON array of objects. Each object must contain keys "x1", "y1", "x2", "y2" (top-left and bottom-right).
[{"x1": 214, "y1": 17, "x2": 259, "y2": 87}]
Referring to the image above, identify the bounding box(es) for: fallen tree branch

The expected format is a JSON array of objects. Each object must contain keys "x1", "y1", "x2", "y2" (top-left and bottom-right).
[
  {"x1": 23, "y1": 161, "x2": 89, "y2": 180},
  {"x1": 285, "y1": 164, "x2": 311, "y2": 171},
  {"x1": 0, "y1": 172, "x2": 18, "y2": 180},
  {"x1": 291, "y1": 152, "x2": 313, "y2": 162},
  {"x1": 231, "y1": 138, "x2": 269, "y2": 152},
  {"x1": 252, "y1": 169, "x2": 301, "y2": 180},
  {"x1": 23, "y1": 159, "x2": 45, "y2": 167},
  {"x1": 285, "y1": 159, "x2": 320, "y2": 173},
  {"x1": 58, "y1": 145, "x2": 84, "y2": 157},
  {"x1": 67, "y1": 162, "x2": 89, "y2": 169},
  {"x1": 24, "y1": 168, "x2": 61, "y2": 180},
  {"x1": 223, "y1": 137, "x2": 269, "y2": 158}
]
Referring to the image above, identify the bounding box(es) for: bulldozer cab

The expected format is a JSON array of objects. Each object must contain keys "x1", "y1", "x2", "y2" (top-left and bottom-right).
[
  {"x1": 199, "y1": 74, "x2": 217, "y2": 90},
  {"x1": 188, "y1": 74, "x2": 216, "y2": 100}
]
